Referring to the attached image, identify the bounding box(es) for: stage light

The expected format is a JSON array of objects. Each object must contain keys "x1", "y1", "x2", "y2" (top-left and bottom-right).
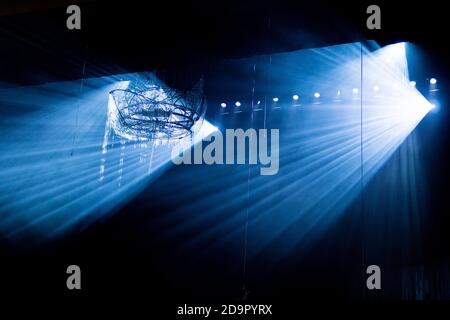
[
  {"x1": 373, "y1": 85, "x2": 380, "y2": 92},
  {"x1": 144, "y1": 42, "x2": 433, "y2": 264},
  {"x1": 430, "y1": 78, "x2": 437, "y2": 84},
  {"x1": 292, "y1": 95, "x2": 299, "y2": 101},
  {"x1": 409, "y1": 81, "x2": 416, "y2": 87},
  {"x1": 257, "y1": 100, "x2": 261, "y2": 105},
  {"x1": 273, "y1": 97, "x2": 279, "y2": 102},
  {"x1": 352, "y1": 87, "x2": 359, "y2": 94},
  {"x1": 0, "y1": 41, "x2": 434, "y2": 250},
  {"x1": 220, "y1": 102, "x2": 227, "y2": 108},
  {"x1": 427, "y1": 98, "x2": 440, "y2": 112}
]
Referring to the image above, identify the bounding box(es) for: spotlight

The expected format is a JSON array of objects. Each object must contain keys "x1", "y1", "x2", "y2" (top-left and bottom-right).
[
  {"x1": 352, "y1": 88, "x2": 359, "y2": 94},
  {"x1": 430, "y1": 78, "x2": 437, "y2": 85},
  {"x1": 409, "y1": 81, "x2": 416, "y2": 87},
  {"x1": 314, "y1": 92, "x2": 320, "y2": 98},
  {"x1": 220, "y1": 103, "x2": 227, "y2": 108},
  {"x1": 337, "y1": 90, "x2": 341, "y2": 96},
  {"x1": 273, "y1": 97, "x2": 279, "y2": 102},
  {"x1": 292, "y1": 95, "x2": 299, "y2": 101},
  {"x1": 235, "y1": 101, "x2": 241, "y2": 107},
  {"x1": 428, "y1": 99, "x2": 440, "y2": 112},
  {"x1": 257, "y1": 100, "x2": 261, "y2": 105},
  {"x1": 373, "y1": 85, "x2": 380, "y2": 92}
]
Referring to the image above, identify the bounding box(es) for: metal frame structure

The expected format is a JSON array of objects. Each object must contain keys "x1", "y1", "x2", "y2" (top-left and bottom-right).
[{"x1": 109, "y1": 80, "x2": 206, "y2": 141}]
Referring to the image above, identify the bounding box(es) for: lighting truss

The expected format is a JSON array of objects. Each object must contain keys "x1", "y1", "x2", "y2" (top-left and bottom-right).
[{"x1": 108, "y1": 79, "x2": 206, "y2": 141}]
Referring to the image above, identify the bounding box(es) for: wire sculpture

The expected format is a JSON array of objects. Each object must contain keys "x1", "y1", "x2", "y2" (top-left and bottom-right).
[{"x1": 108, "y1": 79, "x2": 206, "y2": 141}]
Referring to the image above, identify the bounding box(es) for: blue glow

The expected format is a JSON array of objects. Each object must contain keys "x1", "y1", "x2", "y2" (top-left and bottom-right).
[
  {"x1": 172, "y1": 41, "x2": 434, "y2": 264},
  {"x1": 0, "y1": 41, "x2": 435, "y2": 254},
  {"x1": 0, "y1": 72, "x2": 217, "y2": 242}
]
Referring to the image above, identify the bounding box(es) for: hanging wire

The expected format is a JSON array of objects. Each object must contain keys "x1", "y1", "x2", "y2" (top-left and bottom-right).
[
  {"x1": 241, "y1": 12, "x2": 273, "y2": 301},
  {"x1": 360, "y1": 41, "x2": 366, "y2": 299},
  {"x1": 241, "y1": 62, "x2": 258, "y2": 300}
]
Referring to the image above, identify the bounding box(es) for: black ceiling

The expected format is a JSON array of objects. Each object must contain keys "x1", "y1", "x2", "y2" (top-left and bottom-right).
[{"x1": 0, "y1": 1, "x2": 448, "y2": 86}]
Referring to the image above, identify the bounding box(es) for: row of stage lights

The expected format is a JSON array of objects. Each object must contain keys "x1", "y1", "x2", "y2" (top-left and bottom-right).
[{"x1": 220, "y1": 78, "x2": 438, "y2": 108}]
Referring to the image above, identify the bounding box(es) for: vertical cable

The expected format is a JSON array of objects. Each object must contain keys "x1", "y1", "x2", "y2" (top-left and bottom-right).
[
  {"x1": 241, "y1": 62, "x2": 257, "y2": 300},
  {"x1": 360, "y1": 41, "x2": 366, "y2": 299}
]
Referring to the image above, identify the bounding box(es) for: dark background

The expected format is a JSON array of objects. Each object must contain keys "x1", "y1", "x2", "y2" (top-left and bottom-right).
[{"x1": 1, "y1": 0, "x2": 449, "y2": 317}]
